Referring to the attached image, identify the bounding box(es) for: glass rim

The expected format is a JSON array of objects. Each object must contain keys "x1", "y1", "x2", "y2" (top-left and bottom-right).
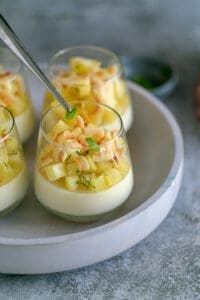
[
  {"x1": 47, "y1": 45, "x2": 122, "y2": 83},
  {"x1": 0, "y1": 105, "x2": 15, "y2": 143},
  {"x1": 0, "y1": 47, "x2": 22, "y2": 82},
  {"x1": 40, "y1": 101, "x2": 124, "y2": 151}
]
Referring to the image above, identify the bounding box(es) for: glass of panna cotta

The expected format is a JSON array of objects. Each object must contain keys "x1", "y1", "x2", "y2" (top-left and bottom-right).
[
  {"x1": 0, "y1": 105, "x2": 28, "y2": 215},
  {"x1": 34, "y1": 101, "x2": 134, "y2": 222},
  {"x1": 43, "y1": 46, "x2": 133, "y2": 132},
  {"x1": 0, "y1": 47, "x2": 35, "y2": 143}
]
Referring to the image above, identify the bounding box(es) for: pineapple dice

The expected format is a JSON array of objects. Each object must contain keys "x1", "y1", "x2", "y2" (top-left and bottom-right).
[
  {"x1": 70, "y1": 57, "x2": 101, "y2": 75},
  {"x1": 0, "y1": 162, "x2": 14, "y2": 184},
  {"x1": 50, "y1": 120, "x2": 69, "y2": 139},
  {"x1": 44, "y1": 163, "x2": 66, "y2": 181},
  {"x1": 11, "y1": 96, "x2": 27, "y2": 115},
  {"x1": 104, "y1": 168, "x2": 122, "y2": 185},
  {"x1": 77, "y1": 83, "x2": 91, "y2": 98},
  {"x1": 64, "y1": 85, "x2": 79, "y2": 101},
  {"x1": 5, "y1": 137, "x2": 19, "y2": 154},
  {"x1": 40, "y1": 144, "x2": 54, "y2": 159},
  {"x1": 88, "y1": 107, "x2": 104, "y2": 126},
  {"x1": 104, "y1": 173, "x2": 112, "y2": 187},
  {"x1": 96, "y1": 161, "x2": 110, "y2": 171},
  {"x1": 103, "y1": 110, "x2": 116, "y2": 124},
  {"x1": 86, "y1": 155, "x2": 96, "y2": 171},
  {"x1": 66, "y1": 162, "x2": 79, "y2": 176},
  {"x1": 65, "y1": 175, "x2": 79, "y2": 191},
  {"x1": 68, "y1": 77, "x2": 91, "y2": 98},
  {"x1": 97, "y1": 82, "x2": 116, "y2": 107},
  {"x1": 92, "y1": 175, "x2": 106, "y2": 191},
  {"x1": 8, "y1": 152, "x2": 21, "y2": 169},
  {"x1": 0, "y1": 144, "x2": 8, "y2": 164}
]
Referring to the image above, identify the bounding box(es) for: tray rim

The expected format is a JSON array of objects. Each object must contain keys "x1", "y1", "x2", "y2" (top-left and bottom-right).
[{"x1": 0, "y1": 81, "x2": 184, "y2": 246}]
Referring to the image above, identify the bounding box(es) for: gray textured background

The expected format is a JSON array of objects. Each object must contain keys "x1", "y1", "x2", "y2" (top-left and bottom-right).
[{"x1": 1, "y1": 0, "x2": 200, "y2": 299}]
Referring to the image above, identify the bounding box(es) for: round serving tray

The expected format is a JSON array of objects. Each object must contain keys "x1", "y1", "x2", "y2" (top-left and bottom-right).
[{"x1": 0, "y1": 75, "x2": 184, "y2": 274}]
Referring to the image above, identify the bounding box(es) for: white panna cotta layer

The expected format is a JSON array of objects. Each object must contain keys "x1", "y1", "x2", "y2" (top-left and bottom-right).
[
  {"x1": 34, "y1": 168, "x2": 134, "y2": 216},
  {"x1": 0, "y1": 166, "x2": 28, "y2": 212},
  {"x1": 15, "y1": 105, "x2": 35, "y2": 143}
]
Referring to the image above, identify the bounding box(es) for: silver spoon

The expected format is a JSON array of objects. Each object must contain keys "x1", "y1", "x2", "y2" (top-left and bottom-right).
[{"x1": 0, "y1": 14, "x2": 71, "y2": 112}]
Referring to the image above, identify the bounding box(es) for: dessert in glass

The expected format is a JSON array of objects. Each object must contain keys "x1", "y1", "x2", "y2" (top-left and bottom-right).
[
  {"x1": 0, "y1": 105, "x2": 28, "y2": 214},
  {"x1": 0, "y1": 47, "x2": 35, "y2": 143},
  {"x1": 34, "y1": 101, "x2": 134, "y2": 222},
  {"x1": 43, "y1": 46, "x2": 133, "y2": 132}
]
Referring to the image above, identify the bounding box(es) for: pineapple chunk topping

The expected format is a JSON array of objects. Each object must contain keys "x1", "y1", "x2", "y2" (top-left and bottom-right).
[
  {"x1": 0, "y1": 108, "x2": 24, "y2": 185},
  {"x1": 43, "y1": 56, "x2": 130, "y2": 119},
  {"x1": 0, "y1": 134, "x2": 23, "y2": 186},
  {"x1": 38, "y1": 113, "x2": 130, "y2": 192},
  {"x1": 0, "y1": 67, "x2": 30, "y2": 116},
  {"x1": 44, "y1": 163, "x2": 66, "y2": 181}
]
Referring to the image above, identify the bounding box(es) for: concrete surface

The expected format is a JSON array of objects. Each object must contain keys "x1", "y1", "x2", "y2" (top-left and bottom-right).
[{"x1": 1, "y1": 0, "x2": 200, "y2": 299}]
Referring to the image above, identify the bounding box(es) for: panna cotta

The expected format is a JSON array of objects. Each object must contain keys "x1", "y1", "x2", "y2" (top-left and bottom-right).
[
  {"x1": 43, "y1": 52, "x2": 133, "y2": 131},
  {"x1": 34, "y1": 103, "x2": 134, "y2": 221},
  {"x1": 0, "y1": 70, "x2": 35, "y2": 143},
  {"x1": 35, "y1": 168, "x2": 133, "y2": 217},
  {"x1": 0, "y1": 106, "x2": 28, "y2": 214}
]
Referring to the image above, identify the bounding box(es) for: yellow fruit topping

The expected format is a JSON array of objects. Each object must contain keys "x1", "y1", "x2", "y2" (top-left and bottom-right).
[
  {"x1": 0, "y1": 68, "x2": 31, "y2": 117},
  {"x1": 43, "y1": 57, "x2": 131, "y2": 121},
  {"x1": 44, "y1": 163, "x2": 66, "y2": 181},
  {"x1": 70, "y1": 57, "x2": 101, "y2": 75},
  {"x1": 38, "y1": 112, "x2": 130, "y2": 192},
  {"x1": 0, "y1": 127, "x2": 24, "y2": 186}
]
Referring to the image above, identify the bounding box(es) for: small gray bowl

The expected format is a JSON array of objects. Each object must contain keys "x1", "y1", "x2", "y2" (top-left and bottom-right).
[{"x1": 121, "y1": 56, "x2": 178, "y2": 98}]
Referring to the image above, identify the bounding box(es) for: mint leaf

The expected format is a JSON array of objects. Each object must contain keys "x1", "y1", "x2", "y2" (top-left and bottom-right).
[
  {"x1": 86, "y1": 137, "x2": 100, "y2": 152},
  {"x1": 65, "y1": 107, "x2": 77, "y2": 120}
]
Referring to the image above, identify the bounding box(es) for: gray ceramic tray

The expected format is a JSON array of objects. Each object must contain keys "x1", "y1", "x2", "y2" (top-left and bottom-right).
[{"x1": 0, "y1": 74, "x2": 184, "y2": 274}]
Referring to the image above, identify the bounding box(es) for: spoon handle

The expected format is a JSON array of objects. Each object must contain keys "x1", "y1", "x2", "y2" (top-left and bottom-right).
[{"x1": 0, "y1": 14, "x2": 71, "y2": 112}]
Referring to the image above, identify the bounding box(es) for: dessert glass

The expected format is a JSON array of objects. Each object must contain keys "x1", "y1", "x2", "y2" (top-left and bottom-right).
[
  {"x1": 34, "y1": 101, "x2": 134, "y2": 222},
  {"x1": 0, "y1": 105, "x2": 28, "y2": 215},
  {"x1": 0, "y1": 47, "x2": 35, "y2": 142},
  {"x1": 43, "y1": 46, "x2": 133, "y2": 131}
]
